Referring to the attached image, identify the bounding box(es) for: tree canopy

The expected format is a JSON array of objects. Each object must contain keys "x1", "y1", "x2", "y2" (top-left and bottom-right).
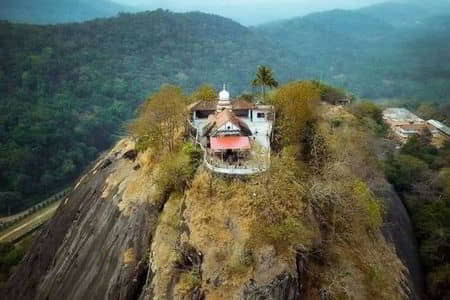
[
  {"x1": 272, "y1": 81, "x2": 320, "y2": 147},
  {"x1": 129, "y1": 85, "x2": 187, "y2": 152},
  {"x1": 252, "y1": 65, "x2": 279, "y2": 101}
]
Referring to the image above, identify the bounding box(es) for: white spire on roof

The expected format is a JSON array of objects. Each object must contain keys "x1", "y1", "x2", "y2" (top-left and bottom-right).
[{"x1": 219, "y1": 83, "x2": 230, "y2": 101}]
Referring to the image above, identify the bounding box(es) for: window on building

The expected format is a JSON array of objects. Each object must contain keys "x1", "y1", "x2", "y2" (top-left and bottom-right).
[{"x1": 257, "y1": 112, "x2": 265, "y2": 118}]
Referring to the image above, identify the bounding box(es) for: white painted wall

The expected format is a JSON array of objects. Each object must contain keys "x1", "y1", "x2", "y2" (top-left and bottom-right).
[{"x1": 252, "y1": 110, "x2": 268, "y2": 122}]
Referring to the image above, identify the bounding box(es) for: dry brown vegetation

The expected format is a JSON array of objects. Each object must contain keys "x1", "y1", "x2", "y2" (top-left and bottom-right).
[
  {"x1": 178, "y1": 93, "x2": 405, "y2": 298},
  {"x1": 190, "y1": 84, "x2": 218, "y2": 102},
  {"x1": 132, "y1": 82, "x2": 407, "y2": 299},
  {"x1": 271, "y1": 81, "x2": 321, "y2": 148},
  {"x1": 129, "y1": 85, "x2": 187, "y2": 152}
]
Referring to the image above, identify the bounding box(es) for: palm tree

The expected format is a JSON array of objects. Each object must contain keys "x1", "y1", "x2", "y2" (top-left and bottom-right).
[{"x1": 252, "y1": 65, "x2": 278, "y2": 101}]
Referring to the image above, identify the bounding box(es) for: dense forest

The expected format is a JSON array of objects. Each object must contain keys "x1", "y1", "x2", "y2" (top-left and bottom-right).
[
  {"x1": 0, "y1": 10, "x2": 297, "y2": 215},
  {"x1": 1, "y1": 5, "x2": 450, "y2": 217}
]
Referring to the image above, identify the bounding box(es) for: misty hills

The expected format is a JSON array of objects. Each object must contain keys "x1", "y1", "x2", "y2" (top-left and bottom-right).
[
  {"x1": 358, "y1": 0, "x2": 450, "y2": 27},
  {"x1": 0, "y1": 0, "x2": 131, "y2": 24},
  {"x1": 256, "y1": 3, "x2": 450, "y2": 100}
]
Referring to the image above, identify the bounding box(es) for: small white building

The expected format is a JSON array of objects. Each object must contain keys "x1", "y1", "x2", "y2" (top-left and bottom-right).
[
  {"x1": 189, "y1": 85, "x2": 274, "y2": 175},
  {"x1": 383, "y1": 108, "x2": 428, "y2": 143}
]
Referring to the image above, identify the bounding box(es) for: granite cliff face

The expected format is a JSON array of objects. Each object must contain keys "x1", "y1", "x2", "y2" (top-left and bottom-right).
[{"x1": 3, "y1": 135, "x2": 424, "y2": 300}]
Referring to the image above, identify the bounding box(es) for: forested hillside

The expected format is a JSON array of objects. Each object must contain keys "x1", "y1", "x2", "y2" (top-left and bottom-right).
[{"x1": 0, "y1": 10, "x2": 298, "y2": 215}]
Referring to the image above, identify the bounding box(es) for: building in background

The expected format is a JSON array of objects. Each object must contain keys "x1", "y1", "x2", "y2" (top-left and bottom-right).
[{"x1": 383, "y1": 108, "x2": 449, "y2": 146}]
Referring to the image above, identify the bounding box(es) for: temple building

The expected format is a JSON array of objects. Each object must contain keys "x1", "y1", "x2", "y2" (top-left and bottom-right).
[{"x1": 188, "y1": 85, "x2": 274, "y2": 175}]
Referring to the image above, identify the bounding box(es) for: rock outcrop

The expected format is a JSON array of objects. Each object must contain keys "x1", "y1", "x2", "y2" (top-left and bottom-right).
[{"x1": 3, "y1": 136, "x2": 424, "y2": 300}]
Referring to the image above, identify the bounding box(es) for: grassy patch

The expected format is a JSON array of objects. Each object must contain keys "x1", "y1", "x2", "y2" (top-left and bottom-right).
[
  {"x1": 226, "y1": 244, "x2": 253, "y2": 275},
  {"x1": 250, "y1": 216, "x2": 313, "y2": 255},
  {"x1": 177, "y1": 269, "x2": 201, "y2": 296},
  {"x1": 352, "y1": 180, "x2": 383, "y2": 231}
]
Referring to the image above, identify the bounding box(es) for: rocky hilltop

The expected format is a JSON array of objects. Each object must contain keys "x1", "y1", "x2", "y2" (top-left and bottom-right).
[{"x1": 3, "y1": 104, "x2": 424, "y2": 300}]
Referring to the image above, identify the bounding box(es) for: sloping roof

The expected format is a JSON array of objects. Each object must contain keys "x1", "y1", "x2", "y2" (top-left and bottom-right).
[
  {"x1": 190, "y1": 99, "x2": 256, "y2": 111},
  {"x1": 383, "y1": 108, "x2": 424, "y2": 123},
  {"x1": 211, "y1": 136, "x2": 251, "y2": 150},
  {"x1": 189, "y1": 100, "x2": 218, "y2": 111},
  {"x1": 427, "y1": 120, "x2": 450, "y2": 136},
  {"x1": 203, "y1": 109, "x2": 252, "y2": 136},
  {"x1": 215, "y1": 109, "x2": 237, "y2": 128},
  {"x1": 232, "y1": 99, "x2": 256, "y2": 110}
]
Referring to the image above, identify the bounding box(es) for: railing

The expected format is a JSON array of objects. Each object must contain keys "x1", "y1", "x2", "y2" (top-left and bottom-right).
[{"x1": 204, "y1": 154, "x2": 268, "y2": 175}]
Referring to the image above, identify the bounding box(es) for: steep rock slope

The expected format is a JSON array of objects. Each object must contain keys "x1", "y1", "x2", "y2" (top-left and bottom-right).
[{"x1": 4, "y1": 139, "x2": 156, "y2": 299}]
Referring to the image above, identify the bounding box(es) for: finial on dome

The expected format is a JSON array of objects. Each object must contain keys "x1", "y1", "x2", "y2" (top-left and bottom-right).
[{"x1": 219, "y1": 83, "x2": 230, "y2": 101}]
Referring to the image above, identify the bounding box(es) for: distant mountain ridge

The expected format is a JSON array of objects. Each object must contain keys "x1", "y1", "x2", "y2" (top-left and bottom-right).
[
  {"x1": 256, "y1": 3, "x2": 450, "y2": 101},
  {"x1": 357, "y1": 0, "x2": 450, "y2": 27},
  {"x1": 0, "y1": 0, "x2": 133, "y2": 24}
]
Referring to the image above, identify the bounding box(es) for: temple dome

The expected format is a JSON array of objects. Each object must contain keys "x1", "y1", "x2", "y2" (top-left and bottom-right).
[{"x1": 219, "y1": 85, "x2": 230, "y2": 101}]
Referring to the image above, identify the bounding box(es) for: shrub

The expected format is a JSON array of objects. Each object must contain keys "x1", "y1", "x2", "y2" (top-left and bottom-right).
[
  {"x1": 348, "y1": 101, "x2": 388, "y2": 135},
  {"x1": 177, "y1": 269, "x2": 201, "y2": 296},
  {"x1": 349, "y1": 101, "x2": 383, "y2": 124},
  {"x1": 154, "y1": 143, "x2": 200, "y2": 202},
  {"x1": 330, "y1": 118, "x2": 343, "y2": 128},
  {"x1": 181, "y1": 142, "x2": 202, "y2": 169},
  {"x1": 311, "y1": 80, "x2": 347, "y2": 105},
  {"x1": 272, "y1": 81, "x2": 320, "y2": 147}
]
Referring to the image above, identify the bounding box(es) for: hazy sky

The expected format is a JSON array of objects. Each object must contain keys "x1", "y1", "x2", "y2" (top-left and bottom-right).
[{"x1": 111, "y1": 0, "x2": 388, "y2": 25}]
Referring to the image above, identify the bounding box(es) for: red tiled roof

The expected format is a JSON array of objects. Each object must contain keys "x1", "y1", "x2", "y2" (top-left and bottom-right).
[{"x1": 211, "y1": 136, "x2": 251, "y2": 150}]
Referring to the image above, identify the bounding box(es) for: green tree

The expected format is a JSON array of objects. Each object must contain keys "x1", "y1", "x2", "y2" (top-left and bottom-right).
[
  {"x1": 385, "y1": 154, "x2": 429, "y2": 193},
  {"x1": 252, "y1": 65, "x2": 278, "y2": 101}
]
